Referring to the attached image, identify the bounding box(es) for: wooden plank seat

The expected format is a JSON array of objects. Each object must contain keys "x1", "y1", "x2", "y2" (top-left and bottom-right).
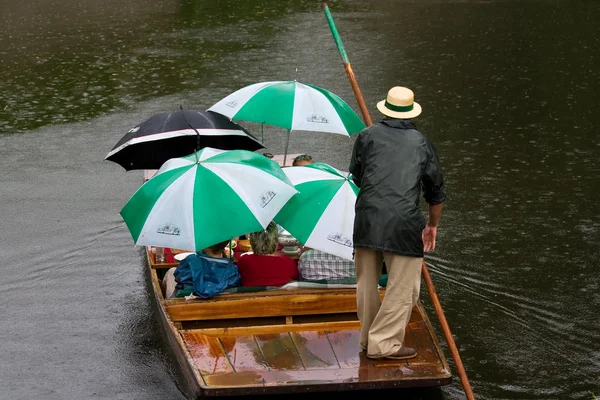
[
  {"x1": 166, "y1": 287, "x2": 358, "y2": 300},
  {"x1": 165, "y1": 289, "x2": 382, "y2": 322}
]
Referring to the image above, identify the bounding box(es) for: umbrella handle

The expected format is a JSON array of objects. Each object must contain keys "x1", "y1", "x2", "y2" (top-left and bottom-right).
[
  {"x1": 283, "y1": 129, "x2": 290, "y2": 166},
  {"x1": 179, "y1": 108, "x2": 202, "y2": 154}
]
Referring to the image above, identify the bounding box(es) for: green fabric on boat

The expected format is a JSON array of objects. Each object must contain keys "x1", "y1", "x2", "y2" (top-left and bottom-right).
[
  {"x1": 223, "y1": 279, "x2": 357, "y2": 293},
  {"x1": 301, "y1": 277, "x2": 357, "y2": 285},
  {"x1": 178, "y1": 279, "x2": 359, "y2": 297},
  {"x1": 223, "y1": 285, "x2": 279, "y2": 293},
  {"x1": 176, "y1": 288, "x2": 194, "y2": 297},
  {"x1": 378, "y1": 274, "x2": 388, "y2": 287}
]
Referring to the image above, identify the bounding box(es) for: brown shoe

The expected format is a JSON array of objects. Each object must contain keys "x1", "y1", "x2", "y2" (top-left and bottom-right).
[
  {"x1": 368, "y1": 346, "x2": 417, "y2": 360},
  {"x1": 385, "y1": 346, "x2": 417, "y2": 360}
]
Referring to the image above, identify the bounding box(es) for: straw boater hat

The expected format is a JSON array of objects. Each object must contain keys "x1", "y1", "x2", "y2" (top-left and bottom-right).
[{"x1": 376, "y1": 86, "x2": 422, "y2": 119}]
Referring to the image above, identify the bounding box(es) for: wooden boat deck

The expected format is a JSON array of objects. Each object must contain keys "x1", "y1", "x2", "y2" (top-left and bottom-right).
[
  {"x1": 178, "y1": 302, "x2": 450, "y2": 393},
  {"x1": 147, "y1": 251, "x2": 452, "y2": 396}
]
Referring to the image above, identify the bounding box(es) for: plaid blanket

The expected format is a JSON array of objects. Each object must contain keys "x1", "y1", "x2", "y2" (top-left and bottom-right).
[{"x1": 297, "y1": 249, "x2": 356, "y2": 281}]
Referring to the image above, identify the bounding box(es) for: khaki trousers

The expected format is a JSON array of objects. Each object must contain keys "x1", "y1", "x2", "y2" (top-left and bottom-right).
[{"x1": 354, "y1": 247, "x2": 422, "y2": 358}]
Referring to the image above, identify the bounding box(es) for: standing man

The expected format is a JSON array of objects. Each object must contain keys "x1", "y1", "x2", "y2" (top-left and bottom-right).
[{"x1": 349, "y1": 86, "x2": 446, "y2": 360}]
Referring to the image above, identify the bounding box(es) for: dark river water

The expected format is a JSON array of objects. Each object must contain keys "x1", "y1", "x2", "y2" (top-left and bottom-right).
[{"x1": 1, "y1": 0, "x2": 598, "y2": 399}]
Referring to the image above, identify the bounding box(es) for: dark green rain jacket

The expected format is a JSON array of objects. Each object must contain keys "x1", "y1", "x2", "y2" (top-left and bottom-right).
[{"x1": 349, "y1": 118, "x2": 446, "y2": 257}]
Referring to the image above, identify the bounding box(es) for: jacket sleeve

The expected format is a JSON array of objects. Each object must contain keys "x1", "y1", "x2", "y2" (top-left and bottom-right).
[
  {"x1": 349, "y1": 134, "x2": 364, "y2": 188},
  {"x1": 421, "y1": 142, "x2": 446, "y2": 205}
]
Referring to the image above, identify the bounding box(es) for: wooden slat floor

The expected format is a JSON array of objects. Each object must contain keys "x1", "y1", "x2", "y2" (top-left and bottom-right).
[{"x1": 179, "y1": 305, "x2": 451, "y2": 390}]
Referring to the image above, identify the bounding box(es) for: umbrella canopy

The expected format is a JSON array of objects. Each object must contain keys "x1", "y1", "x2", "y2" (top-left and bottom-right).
[
  {"x1": 208, "y1": 81, "x2": 365, "y2": 135},
  {"x1": 274, "y1": 163, "x2": 358, "y2": 260},
  {"x1": 120, "y1": 147, "x2": 297, "y2": 252},
  {"x1": 105, "y1": 109, "x2": 264, "y2": 171}
]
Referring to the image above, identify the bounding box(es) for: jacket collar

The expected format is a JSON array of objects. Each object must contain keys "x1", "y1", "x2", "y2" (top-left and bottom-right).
[{"x1": 380, "y1": 118, "x2": 417, "y2": 130}]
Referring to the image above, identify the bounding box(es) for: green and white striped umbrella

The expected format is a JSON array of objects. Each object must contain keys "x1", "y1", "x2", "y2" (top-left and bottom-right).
[
  {"x1": 120, "y1": 147, "x2": 298, "y2": 252},
  {"x1": 208, "y1": 81, "x2": 365, "y2": 163},
  {"x1": 274, "y1": 163, "x2": 359, "y2": 261},
  {"x1": 208, "y1": 80, "x2": 365, "y2": 135}
]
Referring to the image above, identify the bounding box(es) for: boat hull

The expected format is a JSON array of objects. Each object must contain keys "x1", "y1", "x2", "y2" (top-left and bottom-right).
[{"x1": 144, "y1": 248, "x2": 452, "y2": 397}]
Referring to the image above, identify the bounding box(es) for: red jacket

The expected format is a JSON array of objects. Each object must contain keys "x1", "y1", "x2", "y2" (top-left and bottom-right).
[{"x1": 236, "y1": 254, "x2": 299, "y2": 287}]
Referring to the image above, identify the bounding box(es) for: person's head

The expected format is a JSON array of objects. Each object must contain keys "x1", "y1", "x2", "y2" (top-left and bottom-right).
[
  {"x1": 292, "y1": 154, "x2": 313, "y2": 166},
  {"x1": 249, "y1": 221, "x2": 279, "y2": 255},
  {"x1": 376, "y1": 86, "x2": 422, "y2": 120},
  {"x1": 202, "y1": 239, "x2": 230, "y2": 257}
]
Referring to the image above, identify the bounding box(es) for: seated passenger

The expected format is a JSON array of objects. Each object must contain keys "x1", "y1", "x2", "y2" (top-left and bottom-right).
[
  {"x1": 236, "y1": 221, "x2": 299, "y2": 287},
  {"x1": 292, "y1": 154, "x2": 314, "y2": 166},
  {"x1": 163, "y1": 239, "x2": 240, "y2": 299},
  {"x1": 297, "y1": 248, "x2": 356, "y2": 281}
]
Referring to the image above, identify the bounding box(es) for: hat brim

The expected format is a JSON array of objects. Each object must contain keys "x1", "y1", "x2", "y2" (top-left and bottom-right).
[{"x1": 376, "y1": 100, "x2": 422, "y2": 119}]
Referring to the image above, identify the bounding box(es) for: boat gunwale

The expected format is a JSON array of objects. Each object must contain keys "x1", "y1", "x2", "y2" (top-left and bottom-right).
[{"x1": 145, "y1": 249, "x2": 207, "y2": 394}]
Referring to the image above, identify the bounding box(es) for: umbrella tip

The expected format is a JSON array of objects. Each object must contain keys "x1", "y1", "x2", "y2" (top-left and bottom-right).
[{"x1": 179, "y1": 104, "x2": 184, "y2": 110}]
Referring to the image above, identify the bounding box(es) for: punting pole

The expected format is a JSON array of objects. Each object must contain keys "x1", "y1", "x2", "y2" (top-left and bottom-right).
[
  {"x1": 421, "y1": 260, "x2": 476, "y2": 399},
  {"x1": 322, "y1": 4, "x2": 476, "y2": 400},
  {"x1": 322, "y1": 3, "x2": 372, "y2": 126}
]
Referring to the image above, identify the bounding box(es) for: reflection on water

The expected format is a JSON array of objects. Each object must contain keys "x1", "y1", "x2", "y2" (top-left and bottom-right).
[{"x1": 0, "y1": 0, "x2": 599, "y2": 399}]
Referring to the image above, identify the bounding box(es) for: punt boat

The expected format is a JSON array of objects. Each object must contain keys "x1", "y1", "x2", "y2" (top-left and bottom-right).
[
  {"x1": 140, "y1": 168, "x2": 452, "y2": 397},
  {"x1": 145, "y1": 249, "x2": 452, "y2": 397}
]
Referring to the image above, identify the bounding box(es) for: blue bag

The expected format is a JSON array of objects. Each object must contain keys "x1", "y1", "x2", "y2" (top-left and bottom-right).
[{"x1": 174, "y1": 252, "x2": 240, "y2": 299}]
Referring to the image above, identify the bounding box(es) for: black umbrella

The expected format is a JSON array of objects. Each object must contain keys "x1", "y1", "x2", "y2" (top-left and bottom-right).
[{"x1": 105, "y1": 109, "x2": 265, "y2": 171}]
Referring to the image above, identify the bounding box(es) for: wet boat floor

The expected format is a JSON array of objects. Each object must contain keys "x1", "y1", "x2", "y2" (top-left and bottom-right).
[{"x1": 180, "y1": 305, "x2": 451, "y2": 390}]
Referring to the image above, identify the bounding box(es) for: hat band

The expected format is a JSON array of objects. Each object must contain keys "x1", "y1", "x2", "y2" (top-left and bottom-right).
[{"x1": 385, "y1": 101, "x2": 414, "y2": 112}]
